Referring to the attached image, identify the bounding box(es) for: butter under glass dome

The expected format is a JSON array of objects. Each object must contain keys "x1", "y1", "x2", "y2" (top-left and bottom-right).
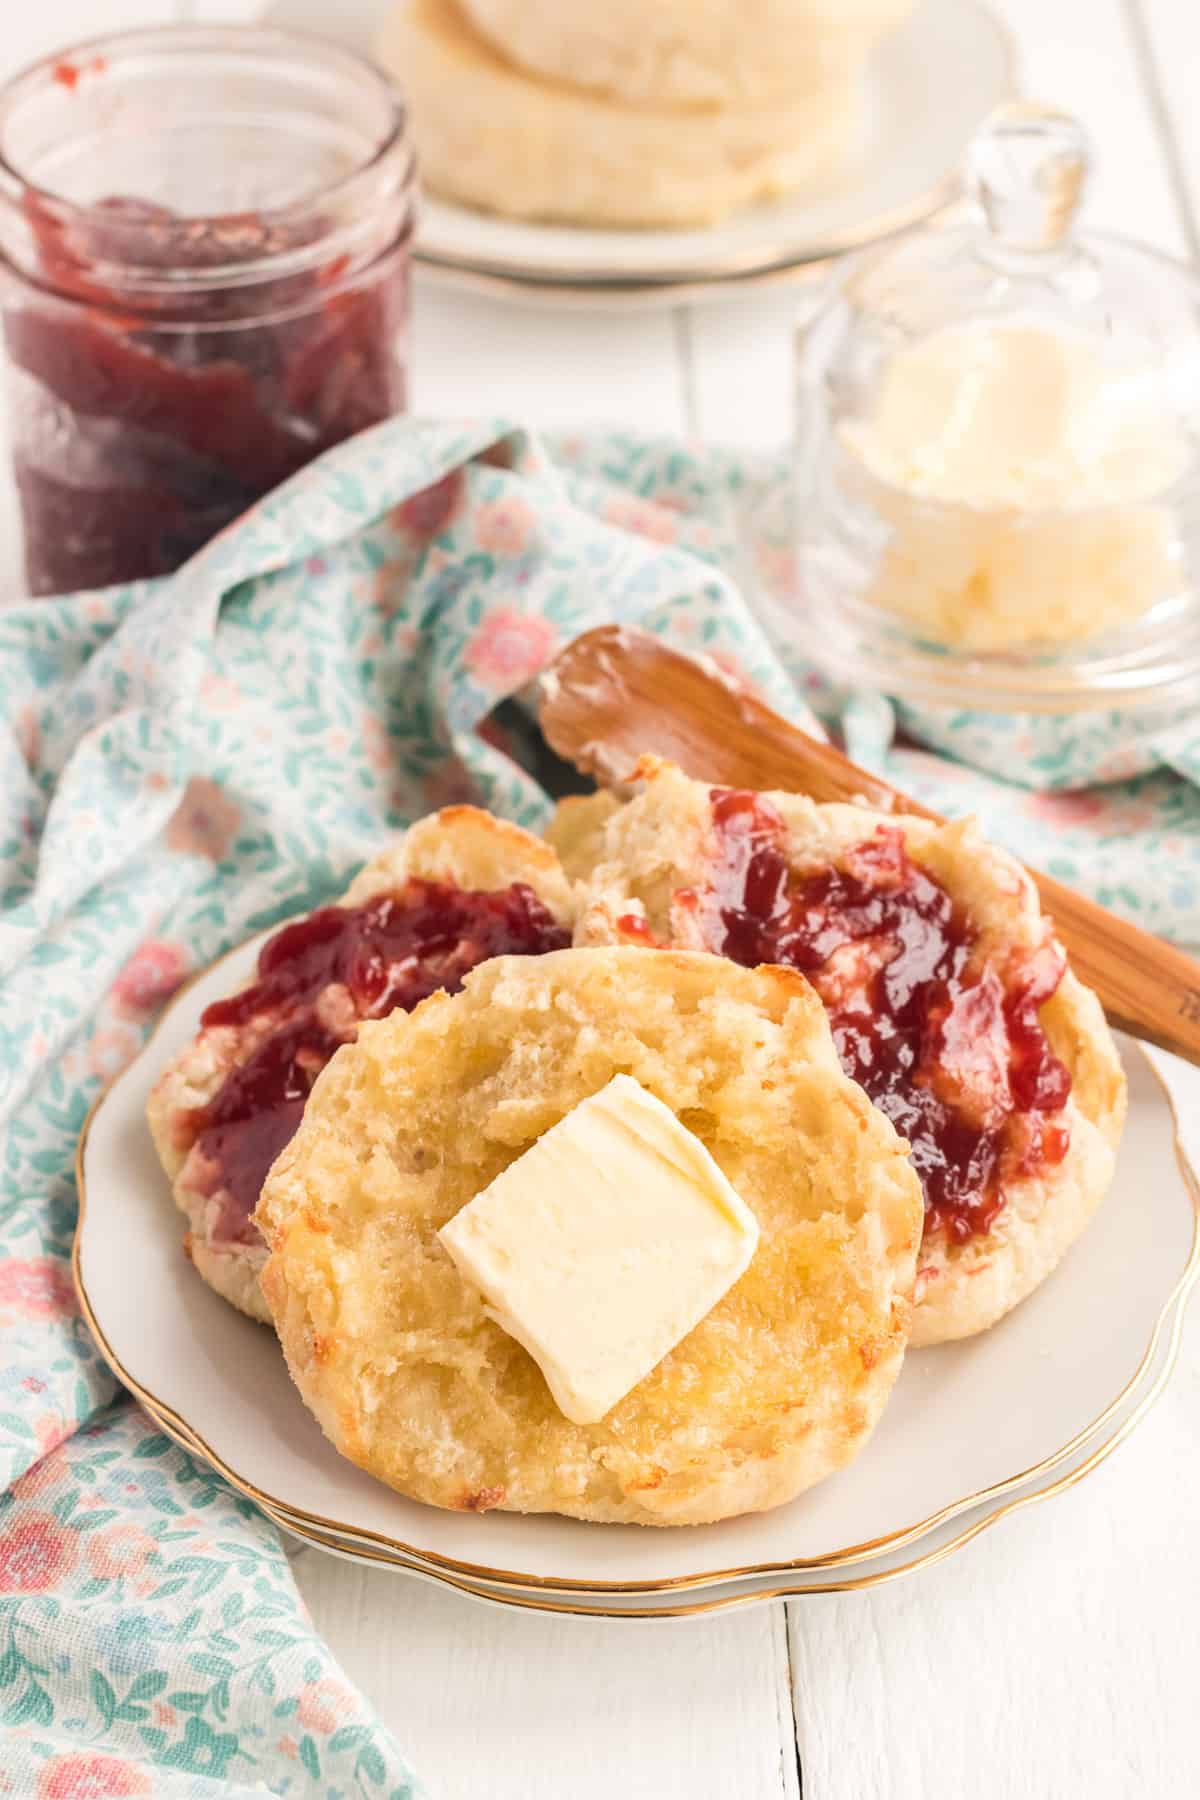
[{"x1": 793, "y1": 103, "x2": 1200, "y2": 712}]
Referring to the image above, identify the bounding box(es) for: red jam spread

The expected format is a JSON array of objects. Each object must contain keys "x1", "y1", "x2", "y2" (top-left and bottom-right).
[
  {"x1": 186, "y1": 879, "x2": 570, "y2": 1245},
  {"x1": 702, "y1": 789, "x2": 1071, "y2": 1242},
  {"x1": 8, "y1": 197, "x2": 408, "y2": 593}
]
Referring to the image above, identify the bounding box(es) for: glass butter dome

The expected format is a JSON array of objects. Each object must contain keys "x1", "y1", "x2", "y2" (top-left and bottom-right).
[{"x1": 794, "y1": 102, "x2": 1200, "y2": 711}]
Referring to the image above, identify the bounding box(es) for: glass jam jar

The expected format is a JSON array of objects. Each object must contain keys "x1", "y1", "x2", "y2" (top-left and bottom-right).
[
  {"x1": 0, "y1": 26, "x2": 416, "y2": 595},
  {"x1": 791, "y1": 104, "x2": 1200, "y2": 713}
]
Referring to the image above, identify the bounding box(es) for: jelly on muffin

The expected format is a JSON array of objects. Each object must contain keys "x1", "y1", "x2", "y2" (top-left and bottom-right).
[
  {"x1": 560, "y1": 758, "x2": 1125, "y2": 1344},
  {"x1": 146, "y1": 809, "x2": 577, "y2": 1322}
]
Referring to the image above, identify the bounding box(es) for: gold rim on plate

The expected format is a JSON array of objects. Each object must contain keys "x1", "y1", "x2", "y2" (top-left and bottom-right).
[
  {"x1": 411, "y1": 200, "x2": 958, "y2": 311},
  {"x1": 412, "y1": 176, "x2": 967, "y2": 296},
  {"x1": 140, "y1": 1279, "x2": 1191, "y2": 1618},
  {"x1": 73, "y1": 940, "x2": 1200, "y2": 1596},
  {"x1": 137, "y1": 1174, "x2": 1199, "y2": 1601},
  {"x1": 135, "y1": 1283, "x2": 1191, "y2": 1618},
  {"x1": 257, "y1": 1318, "x2": 1200, "y2": 1615},
  {"x1": 413, "y1": 253, "x2": 839, "y2": 314}
]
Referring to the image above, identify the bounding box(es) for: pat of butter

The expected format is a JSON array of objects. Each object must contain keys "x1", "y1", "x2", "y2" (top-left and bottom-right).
[
  {"x1": 838, "y1": 319, "x2": 1191, "y2": 650},
  {"x1": 437, "y1": 1074, "x2": 759, "y2": 1425},
  {"x1": 842, "y1": 319, "x2": 1187, "y2": 510}
]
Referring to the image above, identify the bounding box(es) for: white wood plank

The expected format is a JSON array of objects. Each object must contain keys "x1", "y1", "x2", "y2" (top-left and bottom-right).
[
  {"x1": 687, "y1": 0, "x2": 1192, "y2": 450},
  {"x1": 790, "y1": 1053, "x2": 1200, "y2": 1800},
  {"x1": 293, "y1": 1550, "x2": 798, "y2": 1800},
  {"x1": 995, "y1": 0, "x2": 1187, "y2": 251},
  {"x1": 791, "y1": 1363, "x2": 1200, "y2": 1800},
  {"x1": 678, "y1": 289, "x2": 808, "y2": 453},
  {"x1": 1136, "y1": 0, "x2": 1200, "y2": 255},
  {"x1": 0, "y1": 0, "x2": 178, "y2": 73},
  {"x1": 411, "y1": 278, "x2": 688, "y2": 437},
  {"x1": 190, "y1": 0, "x2": 692, "y2": 436},
  {"x1": 183, "y1": 0, "x2": 263, "y2": 19}
]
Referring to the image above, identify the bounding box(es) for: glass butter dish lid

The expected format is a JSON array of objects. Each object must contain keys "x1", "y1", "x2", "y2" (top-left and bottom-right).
[{"x1": 794, "y1": 102, "x2": 1200, "y2": 711}]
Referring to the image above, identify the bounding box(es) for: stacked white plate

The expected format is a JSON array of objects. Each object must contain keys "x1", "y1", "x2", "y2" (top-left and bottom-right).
[
  {"x1": 75, "y1": 933, "x2": 1199, "y2": 1618},
  {"x1": 267, "y1": 0, "x2": 1016, "y2": 308}
]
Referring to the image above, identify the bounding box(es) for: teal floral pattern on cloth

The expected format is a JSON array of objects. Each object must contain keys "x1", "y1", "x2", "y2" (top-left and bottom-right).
[
  {"x1": 0, "y1": 416, "x2": 812, "y2": 1794},
  {"x1": 1, "y1": 1408, "x2": 415, "y2": 1798},
  {"x1": 1, "y1": 415, "x2": 1198, "y2": 1790}
]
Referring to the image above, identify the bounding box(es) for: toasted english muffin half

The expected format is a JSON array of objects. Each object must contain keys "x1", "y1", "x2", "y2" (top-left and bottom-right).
[
  {"x1": 556, "y1": 758, "x2": 1126, "y2": 1346},
  {"x1": 256, "y1": 947, "x2": 922, "y2": 1525}
]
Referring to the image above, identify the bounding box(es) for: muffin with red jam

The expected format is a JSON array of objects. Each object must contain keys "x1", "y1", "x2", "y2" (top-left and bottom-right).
[
  {"x1": 555, "y1": 759, "x2": 1125, "y2": 1346},
  {"x1": 147, "y1": 808, "x2": 575, "y2": 1321}
]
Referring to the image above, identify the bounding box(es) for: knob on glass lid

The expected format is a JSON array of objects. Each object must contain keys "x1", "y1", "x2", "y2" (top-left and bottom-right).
[
  {"x1": 968, "y1": 102, "x2": 1088, "y2": 255},
  {"x1": 791, "y1": 102, "x2": 1200, "y2": 713}
]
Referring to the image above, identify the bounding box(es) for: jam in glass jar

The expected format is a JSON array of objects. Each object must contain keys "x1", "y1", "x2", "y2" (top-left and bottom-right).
[{"x1": 0, "y1": 26, "x2": 416, "y2": 595}]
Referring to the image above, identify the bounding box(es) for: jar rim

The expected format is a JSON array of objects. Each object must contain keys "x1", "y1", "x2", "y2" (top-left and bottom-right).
[{"x1": 0, "y1": 23, "x2": 413, "y2": 294}]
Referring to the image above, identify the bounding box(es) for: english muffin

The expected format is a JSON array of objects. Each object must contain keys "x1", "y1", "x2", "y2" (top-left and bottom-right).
[
  {"x1": 256, "y1": 948, "x2": 923, "y2": 1526},
  {"x1": 460, "y1": 0, "x2": 913, "y2": 106},
  {"x1": 379, "y1": 0, "x2": 863, "y2": 229},
  {"x1": 147, "y1": 808, "x2": 575, "y2": 1322},
  {"x1": 553, "y1": 759, "x2": 1126, "y2": 1346}
]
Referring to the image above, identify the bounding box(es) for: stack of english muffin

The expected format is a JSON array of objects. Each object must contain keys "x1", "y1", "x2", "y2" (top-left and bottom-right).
[{"x1": 378, "y1": 0, "x2": 915, "y2": 228}]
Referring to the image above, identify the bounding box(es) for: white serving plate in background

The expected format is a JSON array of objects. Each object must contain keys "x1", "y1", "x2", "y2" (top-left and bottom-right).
[{"x1": 265, "y1": 0, "x2": 1015, "y2": 299}]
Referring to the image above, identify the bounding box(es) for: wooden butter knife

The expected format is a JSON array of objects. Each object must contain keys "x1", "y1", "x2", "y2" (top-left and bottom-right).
[{"x1": 539, "y1": 624, "x2": 1200, "y2": 1070}]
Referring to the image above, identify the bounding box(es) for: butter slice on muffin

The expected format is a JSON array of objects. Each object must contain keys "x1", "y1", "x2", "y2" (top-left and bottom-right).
[{"x1": 256, "y1": 947, "x2": 922, "y2": 1526}]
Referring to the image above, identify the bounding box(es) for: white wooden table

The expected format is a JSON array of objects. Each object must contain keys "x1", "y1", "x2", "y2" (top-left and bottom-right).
[{"x1": 14, "y1": 1, "x2": 1200, "y2": 1792}]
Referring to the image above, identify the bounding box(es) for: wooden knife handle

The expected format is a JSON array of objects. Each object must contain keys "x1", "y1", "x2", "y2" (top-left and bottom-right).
[{"x1": 540, "y1": 625, "x2": 1200, "y2": 1069}]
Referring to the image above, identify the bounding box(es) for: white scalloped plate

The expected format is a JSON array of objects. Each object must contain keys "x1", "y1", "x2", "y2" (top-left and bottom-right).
[
  {"x1": 137, "y1": 1276, "x2": 1191, "y2": 1615},
  {"x1": 74, "y1": 928, "x2": 1199, "y2": 1599},
  {"x1": 411, "y1": 0, "x2": 1015, "y2": 293}
]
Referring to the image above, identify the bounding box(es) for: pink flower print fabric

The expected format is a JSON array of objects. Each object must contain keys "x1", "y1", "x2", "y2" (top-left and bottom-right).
[{"x1": 0, "y1": 411, "x2": 1196, "y2": 1790}]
